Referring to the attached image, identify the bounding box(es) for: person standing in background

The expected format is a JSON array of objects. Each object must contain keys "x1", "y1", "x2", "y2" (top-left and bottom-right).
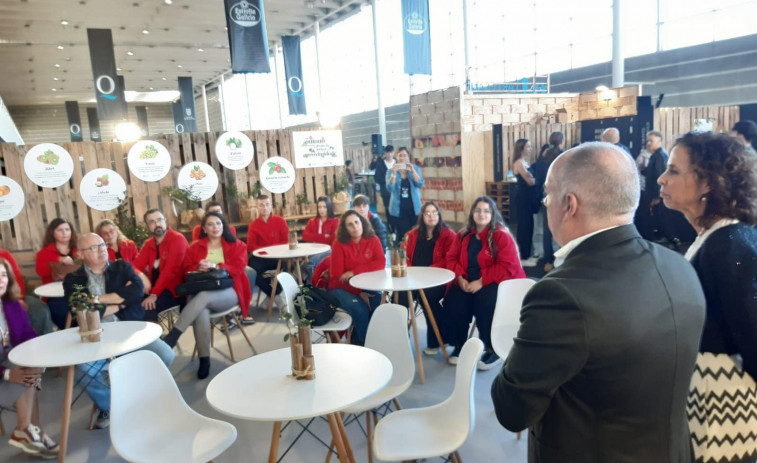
[
  {"x1": 532, "y1": 132, "x2": 565, "y2": 272},
  {"x1": 370, "y1": 145, "x2": 396, "y2": 233},
  {"x1": 511, "y1": 139, "x2": 538, "y2": 267},
  {"x1": 385, "y1": 147, "x2": 424, "y2": 240}
]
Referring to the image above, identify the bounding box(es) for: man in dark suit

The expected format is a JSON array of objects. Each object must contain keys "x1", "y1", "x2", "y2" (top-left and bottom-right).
[{"x1": 491, "y1": 143, "x2": 706, "y2": 463}]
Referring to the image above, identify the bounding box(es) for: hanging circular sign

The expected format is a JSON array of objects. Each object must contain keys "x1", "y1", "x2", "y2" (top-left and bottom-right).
[
  {"x1": 24, "y1": 143, "x2": 74, "y2": 188},
  {"x1": 127, "y1": 140, "x2": 172, "y2": 182},
  {"x1": 215, "y1": 131, "x2": 254, "y2": 171},
  {"x1": 0, "y1": 177, "x2": 25, "y2": 222},
  {"x1": 177, "y1": 162, "x2": 219, "y2": 201},
  {"x1": 79, "y1": 168, "x2": 127, "y2": 211},
  {"x1": 259, "y1": 156, "x2": 295, "y2": 194}
]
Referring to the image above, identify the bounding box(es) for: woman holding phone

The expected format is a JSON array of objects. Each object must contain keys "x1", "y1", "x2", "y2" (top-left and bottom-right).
[{"x1": 386, "y1": 147, "x2": 425, "y2": 240}]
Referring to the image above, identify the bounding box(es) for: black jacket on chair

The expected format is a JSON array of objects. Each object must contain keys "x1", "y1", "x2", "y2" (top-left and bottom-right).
[{"x1": 491, "y1": 225, "x2": 705, "y2": 463}]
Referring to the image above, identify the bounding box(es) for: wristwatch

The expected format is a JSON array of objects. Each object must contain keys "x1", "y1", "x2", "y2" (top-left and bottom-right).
[{"x1": 93, "y1": 295, "x2": 100, "y2": 305}]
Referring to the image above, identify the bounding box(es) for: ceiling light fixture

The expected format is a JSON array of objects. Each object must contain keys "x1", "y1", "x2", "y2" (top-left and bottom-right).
[
  {"x1": 197, "y1": 48, "x2": 204, "y2": 52},
  {"x1": 162, "y1": 77, "x2": 167, "y2": 80},
  {"x1": 177, "y1": 65, "x2": 182, "y2": 68},
  {"x1": 127, "y1": 51, "x2": 134, "y2": 56},
  {"x1": 57, "y1": 45, "x2": 64, "y2": 50},
  {"x1": 61, "y1": 20, "x2": 69, "y2": 26},
  {"x1": 117, "y1": 67, "x2": 122, "y2": 71},
  {"x1": 142, "y1": 29, "x2": 149, "y2": 35},
  {"x1": 54, "y1": 63, "x2": 61, "y2": 68},
  {"x1": 53, "y1": 77, "x2": 59, "y2": 81},
  {"x1": 51, "y1": 88, "x2": 57, "y2": 92},
  {"x1": 164, "y1": 0, "x2": 172, "y2": 4}
]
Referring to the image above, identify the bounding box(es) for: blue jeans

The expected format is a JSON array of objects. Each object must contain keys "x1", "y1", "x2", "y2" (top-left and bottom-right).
[
  {"x1": 76, "y1": 337, "x2": 175, "y2": 411},
  {"x1": 329, "y1": 289, "x2": 380, "y2": 345}
]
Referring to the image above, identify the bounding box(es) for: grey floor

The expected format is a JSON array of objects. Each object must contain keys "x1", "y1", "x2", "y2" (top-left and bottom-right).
[{"x1": 0, "y1": 299, "x2": 528, "y2": 463}]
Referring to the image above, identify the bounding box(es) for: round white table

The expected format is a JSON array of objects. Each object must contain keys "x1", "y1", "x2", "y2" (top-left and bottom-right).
[
  {"x1": 10, "y1": 321, "x2": 162, "y2": 463},
  {"x1": 34, "y1": 281, "x2": 64, "y2": 298},
  {"x1": 253, "y1": 243, "x2": 331, "y2": 321},
  {"x1": 350, "y1": 267, "x2": 455, "y2": 384},
  {"x1": 207, "y1": 343, "x2": 392, "y2": 463}
]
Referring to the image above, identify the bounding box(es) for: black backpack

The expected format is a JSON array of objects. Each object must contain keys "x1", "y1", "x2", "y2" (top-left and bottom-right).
[{"x1": 295, "y1": 284, "x2": 339, "y2": 326}]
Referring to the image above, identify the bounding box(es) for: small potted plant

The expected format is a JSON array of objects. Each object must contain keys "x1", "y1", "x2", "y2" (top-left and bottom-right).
[
  {"x1": 387, "y1": 233, "x2": 408, "y2": 277},
  {"x1": 280, "y1": 287, "x2": 314, "y2": 380},
  {"x1": 68, "y1": 284, "x2": 103, "y2": 342},
  {"x1": 296, "y1": 193, "x2": 311, "y2": 215},
  {"x1": 287, "y1": 220, "x2": 299, "y2": 250}
]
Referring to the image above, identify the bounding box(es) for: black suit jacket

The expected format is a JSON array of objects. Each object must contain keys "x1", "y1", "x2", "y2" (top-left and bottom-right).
[
  {"x1": 491, "y1": 225, "x2": 705, "y2": 463},
  {"x1": 643, "y1": 147, "x2": 668, "y2": 200},
  {"x1": 63, "y1": 260, "x2": 145, "y2": 321}
]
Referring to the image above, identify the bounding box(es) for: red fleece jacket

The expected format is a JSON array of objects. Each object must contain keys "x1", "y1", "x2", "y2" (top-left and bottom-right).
[
  {"x1": 133, "y1": 228, "x2": 189, "y2": 297},
  {"x1": 445, "y1": 226, "x2": 525, "y2": 287},
  {"x1": 247, "y1": 215, "x2": 289, "y2": 253},
  {"x1": 328, "y1": 236, "x2": 386, "y2": 295}
]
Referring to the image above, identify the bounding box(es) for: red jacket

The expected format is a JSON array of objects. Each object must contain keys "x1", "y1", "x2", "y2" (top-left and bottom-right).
[
  {"x1": 328, "y1": 236, "x2": 386, "y2": 295},
  {"x1": 302, "y1": 217, "x2": 339, "y2": 245},
  {"x1": 0, "y1": 249, "x2": 26, "y2": 297},
  {"x1": 446, "y1": 226, "x2": 525, "y2": 287},
  {"x1": 133, "y1": 228, "x2": 189, "y2": 298},
  {"x1": 247, "y1": 215, "x2": 289, "y2": 253},
  {"x1": 405, "y1": 227, "x2": 457, "y2": 268},
  {"x1": 192, "y1": 224, "x2": 237, "y2": 242},
  {"x1": 184, "y1": 238, "x2": 252, "y2": 317},
  {"x1": 107, "y1": 239, "x2": 138, "y2": 264},
  {"x1": 35, "y1": 242, "x2": 78, "y2": 285},
  {"x1": 313, "y1": 257, "x2": 331, "y2": 289}
]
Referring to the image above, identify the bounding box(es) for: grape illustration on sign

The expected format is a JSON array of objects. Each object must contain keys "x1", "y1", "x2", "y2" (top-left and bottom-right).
[
  {"x1": 215, "y1": 131, "x2": 254, "y2": 170},
  {"x1": 80, "y1": 169, "x2": 127, "y2": 211},
  {"x1": 0, "y1": 177, "x2": 25, "y2": 221},
  {"x1": 177, "y1": 162, "x2": 219, "y2": 201},
  {"x1": 127, "y1": 140, "x2": 172, "y2": 182},
  {"x1": 24, "y1": 143, "x2": 75, "y2": 188},
  {"x1": 259, "y1": 156, "x2": 295, "y2": 194}
]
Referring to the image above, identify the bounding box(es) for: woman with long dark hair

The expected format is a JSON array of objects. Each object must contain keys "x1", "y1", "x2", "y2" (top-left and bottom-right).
[
  {"x1": 512, "y1": 138, "x2": 538, "y2": 266},
  {"x1": 161, "y1": 212, "x2": 250, "y2": 379},
  {"x1": 35, "y1": 218, "x2": 78, "y2": 330},
  {"x1": 445, "y1": 196, "x2": 525, "y2": 371},
  {"x1": 658, "y1": 131, "x2": 757, "y2": 462},
  {"x1": 400, "y1": 201, "x2": 457, "y2": 355},
  {"x1": 386, "y1": 147, "x2": 425, "y2": 240},
  {"x1": 532, "y1": 131, "x2": 565, "y2": 272},
  {"x1": 302, "y1": 196, "x2": 339, "y2": 246}
]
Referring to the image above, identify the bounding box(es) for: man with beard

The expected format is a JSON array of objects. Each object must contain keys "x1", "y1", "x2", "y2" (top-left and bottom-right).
[{"x1": 133, "y1": 209, "x2": 188, "y2": 322}]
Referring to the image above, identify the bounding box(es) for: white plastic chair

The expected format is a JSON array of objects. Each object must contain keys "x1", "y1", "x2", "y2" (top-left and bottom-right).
[
  {"x1": 277, "y1": 272, "x2": 352, "y2": 343},
  {"x1": 490, "y1": 278, "x2": 535, "y2": 358},
  {"x1": 373, "y1": 337, "x2": 484, "y2": 462},
  {"x1": 328, "y1": 304, "x2": 415, "y2": 463},
  {"x1": 109, "y1": 350, "x2": 237, "y2": 463}
]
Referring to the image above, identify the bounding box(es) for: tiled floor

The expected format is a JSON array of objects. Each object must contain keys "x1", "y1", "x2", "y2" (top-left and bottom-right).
[{"x1": 0, "y1": 303, "x2": 528, "y2": 463}]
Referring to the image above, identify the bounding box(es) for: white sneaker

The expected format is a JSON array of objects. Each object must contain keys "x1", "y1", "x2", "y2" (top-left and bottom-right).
[
  {"x1": 520, "y1": 257, "x2": 538, "y2": 267},
  {"x1": 423, "y1": 347, "x2": 439, "y2": 355}
]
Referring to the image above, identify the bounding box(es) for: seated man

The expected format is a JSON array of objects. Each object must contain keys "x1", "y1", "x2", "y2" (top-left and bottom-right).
[
  {"x1": 352, "y1": 194, "x2": 388, "y2": 251},
  {"x1": 64, "y1": 233, "x2": 175, "y2": 429},
  {"x1": 246, "y1": 195, "x2": 288, "y2": 322},
  {"x1": 133, "y1": 209, "x2": 188, "y2": 322}
]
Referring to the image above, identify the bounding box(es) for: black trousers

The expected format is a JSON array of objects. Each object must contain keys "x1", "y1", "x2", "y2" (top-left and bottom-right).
[
  {"x1": 444, "y1": 283, "x2": 498, "y2": 351},
  {"x1": 249, "y1": 256, "x2": 281, "y2": 296},
  {"x1": 397, "y1": 285, "x2": 448, "y2": 348},
  {"x1": 515, "y1": 194, "x2": 534, "y2": 259},
  {"x1": 143, "y1": 289, "x2": 183, "y2": 323},
  {"x1": 541, "y1": 206, "x2": 554, "y2": 264},
  {"x1": 378, "y1": 190, "x2": 394, "y2": 233}
]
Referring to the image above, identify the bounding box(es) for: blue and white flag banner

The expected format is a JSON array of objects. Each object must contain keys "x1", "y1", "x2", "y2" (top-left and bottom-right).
[
  {"x1": 401, "y1": 0, "x2": 431, "y2": 75},
  {"x1": 282, "y1": 35, "x2": 307, "y2": 115},
  {"x1": 224, "y1": 0, "x2": 271, "y2": 73}
]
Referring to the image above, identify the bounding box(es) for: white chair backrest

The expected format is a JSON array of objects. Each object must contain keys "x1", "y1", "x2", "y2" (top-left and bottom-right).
[
  {"x1": 441, "y1": 337, "x2": 484, "y2": 439},
  {"x1": 491, "y1": 278, "x2": 535, "y2": 358},
  {"x1": 276, "y1": 272, "x2": 300, "y2": 324},
  {"x1": 365, "y1": 304, "x2": 415, "y2": 391}
]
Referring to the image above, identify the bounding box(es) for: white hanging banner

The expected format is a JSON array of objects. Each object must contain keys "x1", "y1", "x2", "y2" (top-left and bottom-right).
[
  {"x1": 80, "y1": 168, "x2": 127, "y2": 211},
  {"x1": 259, "y1": 156, "x2": 295, "y2": 194},
  {"x1": 177, "y1": 162, "x2": 219, "y2": 201},
  {"x1": 292, "y1": 130, "x2": 345, "y2": 168},
  {"x1": 215, "y1": 131, "x2": 254, "y2": 170},
  {"x1": 0, "y1": 177, "x2": 25, "y2": 221},
  {"x1": 24, "y1": 143, "x2": 74, "y2": 188},
  {"x1": 127, "y1": 140, "x2": 172, "y2": 182}
]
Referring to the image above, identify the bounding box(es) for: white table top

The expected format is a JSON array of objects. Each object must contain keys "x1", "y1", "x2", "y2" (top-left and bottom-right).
[
  {"x1": 253, "y1": 243, "x2": 330, "y2": 259},
  {"x1": 34, "y1": 281, "x2": 64, "y2": 298},
  {"x1": 9, "y1": 321, "x2": 162, "y2": 368},
  {"x1": 349, "y1": 267, "x2": 455, "y2": 292},
  {"x1": 206, "y1": 343, "x2": 392, "y2": 421}
]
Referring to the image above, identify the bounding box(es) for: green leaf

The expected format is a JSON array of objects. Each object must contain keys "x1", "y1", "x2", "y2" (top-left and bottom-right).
[
  {"x1": 269, "y1": 167, "x2": 275, "y2": 174},
  {"x1": 267, "y1": 162, "x2": 276, "y2": 168},
  {"x1": 280, "y1": 167, "x2": 286, "y2": 173}
]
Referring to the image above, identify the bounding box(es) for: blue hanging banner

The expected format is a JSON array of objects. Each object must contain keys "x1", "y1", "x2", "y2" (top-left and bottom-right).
[
  {"x1": 86, "y1": 108, "x2": 102, "y2": 142},
  {"x1": 65, "y1": 101, "x2": 83, "y2": 142},
  {"x1": 87, "y1": 29, "x2": 127, "y2": 120},
  {"x1": 135, "y1": 106, "x2": 149, "y2": 137},
  {"x1": 224, "y1": 0, "x2": 271, "y2": 73},
  {"x1": 178, "y1": 77, "x2": 199, "y2": 133},
  {"x1": 401, "y1": 0, "x2": 431, "y2": 75},
  {"x1": 172, "y1": 102, "x2": 185, "y2": 134},
  {"x1": 281, "y1": 35, "x2": 306, "y2": 116}
]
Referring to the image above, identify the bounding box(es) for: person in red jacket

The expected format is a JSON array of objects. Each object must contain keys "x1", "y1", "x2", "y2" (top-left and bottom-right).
[
  {"x1": 133, "y1": 209, "x2": 188, "y2": 323},
  {"x1": 302, "y1": 196, "x2": 339, "y2": 279},
  {"x1": 162, "y1": 212, "x2": 251, "y2": 379},
  {"x1": 96, "y1": 219, "x2": 139, "y2": 264},
  {"x1": 246, "y1": 195, "x2": 288, "y2": 303},
  {"x1": 191, "y1": 201, "x2": 237, "y2": 242},
  {"x1": 328, "y1": 210, "x2": 386, "y2": 345},
  {"x1": 399, "y1": 201, "x2": 457, "y2": 356},
  {"x1": 445, "y1": 196, "x2": 525, "y2": 370},
  {"x1": 35, "y1": 218, "x2": 78, "y2": 330}
]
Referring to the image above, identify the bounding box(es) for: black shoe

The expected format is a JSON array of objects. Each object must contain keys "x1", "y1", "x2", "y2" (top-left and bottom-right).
[
  {"x1": 477, "y1": 350, "x2": 503, "y2": 371},
  {"x1": 94, "y1": 410, "x2": 110, "y2": 429},
  {"x1": 241, "y1": 315, "x2": 256, "y2": 325},
  {"x1": 197, "y1": 357, "x2": 210, "y2": 380},
  {"x1": 161, "y1": 327, "x2": 182, "y2": 348},
  {"x1": 225, "y1": 315, "x2": 237, "y2": 331}
]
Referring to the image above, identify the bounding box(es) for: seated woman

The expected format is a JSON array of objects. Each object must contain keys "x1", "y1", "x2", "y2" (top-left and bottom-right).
[
  {"x1": 399, "y1": 201, "x2": 457, "y2": 356},
  {"x1": 95, "y1": 219, "x2": 138, "y2": 263},
  {"x1": 328, "y1": 210, "x2": 386, "y2": 345},
  {"x1": 0, "y1": 258, "x2": 58, "y2": 458},
  {"x1": 35, "y1": 218, "x2": 78, "y2": 330},
  {"x1": 445, "y1": 196, "x2": 525, "y2": 371},
  {"x1": 302, "y1": 196, "x2": 339, "y2": 278},
  {"x1": 161, "y1": 212, "x2": 251, "y2": 379}
]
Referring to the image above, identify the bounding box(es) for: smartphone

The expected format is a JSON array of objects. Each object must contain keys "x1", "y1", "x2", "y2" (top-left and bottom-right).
[{"x1": 395, "y1": 162, "x2": 407, "y2": 170}]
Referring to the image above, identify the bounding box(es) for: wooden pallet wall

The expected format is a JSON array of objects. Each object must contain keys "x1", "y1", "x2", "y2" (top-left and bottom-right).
[{"x1": 654, "y1": 106, "x2": 740, "y2": 146}]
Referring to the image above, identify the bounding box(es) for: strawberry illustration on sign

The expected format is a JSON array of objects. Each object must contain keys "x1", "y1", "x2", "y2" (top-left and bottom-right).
[{"x1": 267, "y1": 162, "x2": 286, "y2": 175}]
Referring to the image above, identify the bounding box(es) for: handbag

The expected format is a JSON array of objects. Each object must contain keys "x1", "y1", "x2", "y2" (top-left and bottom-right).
[
  {"x1": 175, "y1": 268, "x2": 234, "y2": 296},
  {"x1": 295, "y1": 284, "x2": 339, "y2": 326}
]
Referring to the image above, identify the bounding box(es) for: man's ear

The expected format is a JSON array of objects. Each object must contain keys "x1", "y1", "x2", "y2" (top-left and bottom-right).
[
  {"x1": 565, "y1": 193, "x2": 579, "y2": 218},
  {"x1": 74, "y1": 249, "x2": 83, "y2": 260}
]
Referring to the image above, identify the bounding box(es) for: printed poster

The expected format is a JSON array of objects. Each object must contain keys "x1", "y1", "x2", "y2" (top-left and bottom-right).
[
  {"x1": 177, "y1": 162, "x2": 219, "y2": 201},
  {"x1": 80, "y1": 168, "x2": 126, "y2": 211},
  {"x1": 127, "y1": 140, "x2": 172, "y2": 182},
  {"x1": 292, "y1": 130, "x2": 344, "y2": 168},
  {"x1": 0, "y1": 177, "x2": 24, "y2": 221},
  {"x1": 259, "y1": 156, "x2": 295, "y2": 194},
  {"x1": 24, "y1": 143, "x2": 74, "y2": 188},
  {"x1": 215, "y1": 131, "x2": 254, "y2": 170}
]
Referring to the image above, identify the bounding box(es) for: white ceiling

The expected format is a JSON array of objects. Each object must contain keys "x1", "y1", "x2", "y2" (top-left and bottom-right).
[{"x1": 0, "y1": 0, "x2": 368, "y2": 106}]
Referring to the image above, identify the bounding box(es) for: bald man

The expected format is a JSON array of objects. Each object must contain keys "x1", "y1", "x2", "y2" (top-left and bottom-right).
[
  {"x1": 491, "y1": 143, "x2": 705, "y2": 462},
  {"x1": 599, "y1": 127, "x2": 632, "y2": 157}
]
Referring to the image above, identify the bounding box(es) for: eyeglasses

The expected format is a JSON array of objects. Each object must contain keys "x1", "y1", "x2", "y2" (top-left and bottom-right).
[
  {"x1": 83, "y1": 242, "x2": 107, "y2": 252},
  {"x1": 473, "y1": 209, "x2": 492, "y2": 215},
  {"x1": 424, "y1": 211, "x2": 439, "y2": 217},
  {"x1": 146, "y1": 217, "x2": 165, "y2": 226}
]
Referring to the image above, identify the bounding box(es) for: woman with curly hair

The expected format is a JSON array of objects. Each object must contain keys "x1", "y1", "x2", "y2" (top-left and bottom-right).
[
  {"x1": 445, "y1": 196, "x2": 525, "y2": 370},
  {"x1": 658, "y1": 131, "x2": 757, "y2": 463}
]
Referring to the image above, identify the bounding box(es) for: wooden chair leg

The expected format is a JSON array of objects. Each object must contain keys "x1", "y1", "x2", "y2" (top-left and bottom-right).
[
  {"x1": 221, "y1": 316, "x2": 235, "y2": 362},
  {"x1": 324, "y1": 438, "x2": 335, "y2": 463},
  {"x1": 192, "y1": 344, "x2": 198, "y2": 362},
  {"x1": 88, "y1": 403, "x2": 98, "y2": 430},
  {"x1": 454, "y1": 450, "x2": 463, "y2": 462},
  {"x1": 516, "y1": 431, "x2": 522, "y2": 440},
  {"x1": 0, "y1": 410, "x2": 5, "y2": 436},
  {"x1": 210, "y1": 318, "x2": 215, "y2": 347},
  {"x1": 366, "y1": 411, "x2": 374, "y2": 463},
  {"x1": 392, "y1": 398, "x2": 403, "y2": 411},
  {"x1": 467, "y1": 321, "x2": 477, "y2": 340},
  {"x1": 231, "y1": 312, "x2": 256, "y2": 355}
]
